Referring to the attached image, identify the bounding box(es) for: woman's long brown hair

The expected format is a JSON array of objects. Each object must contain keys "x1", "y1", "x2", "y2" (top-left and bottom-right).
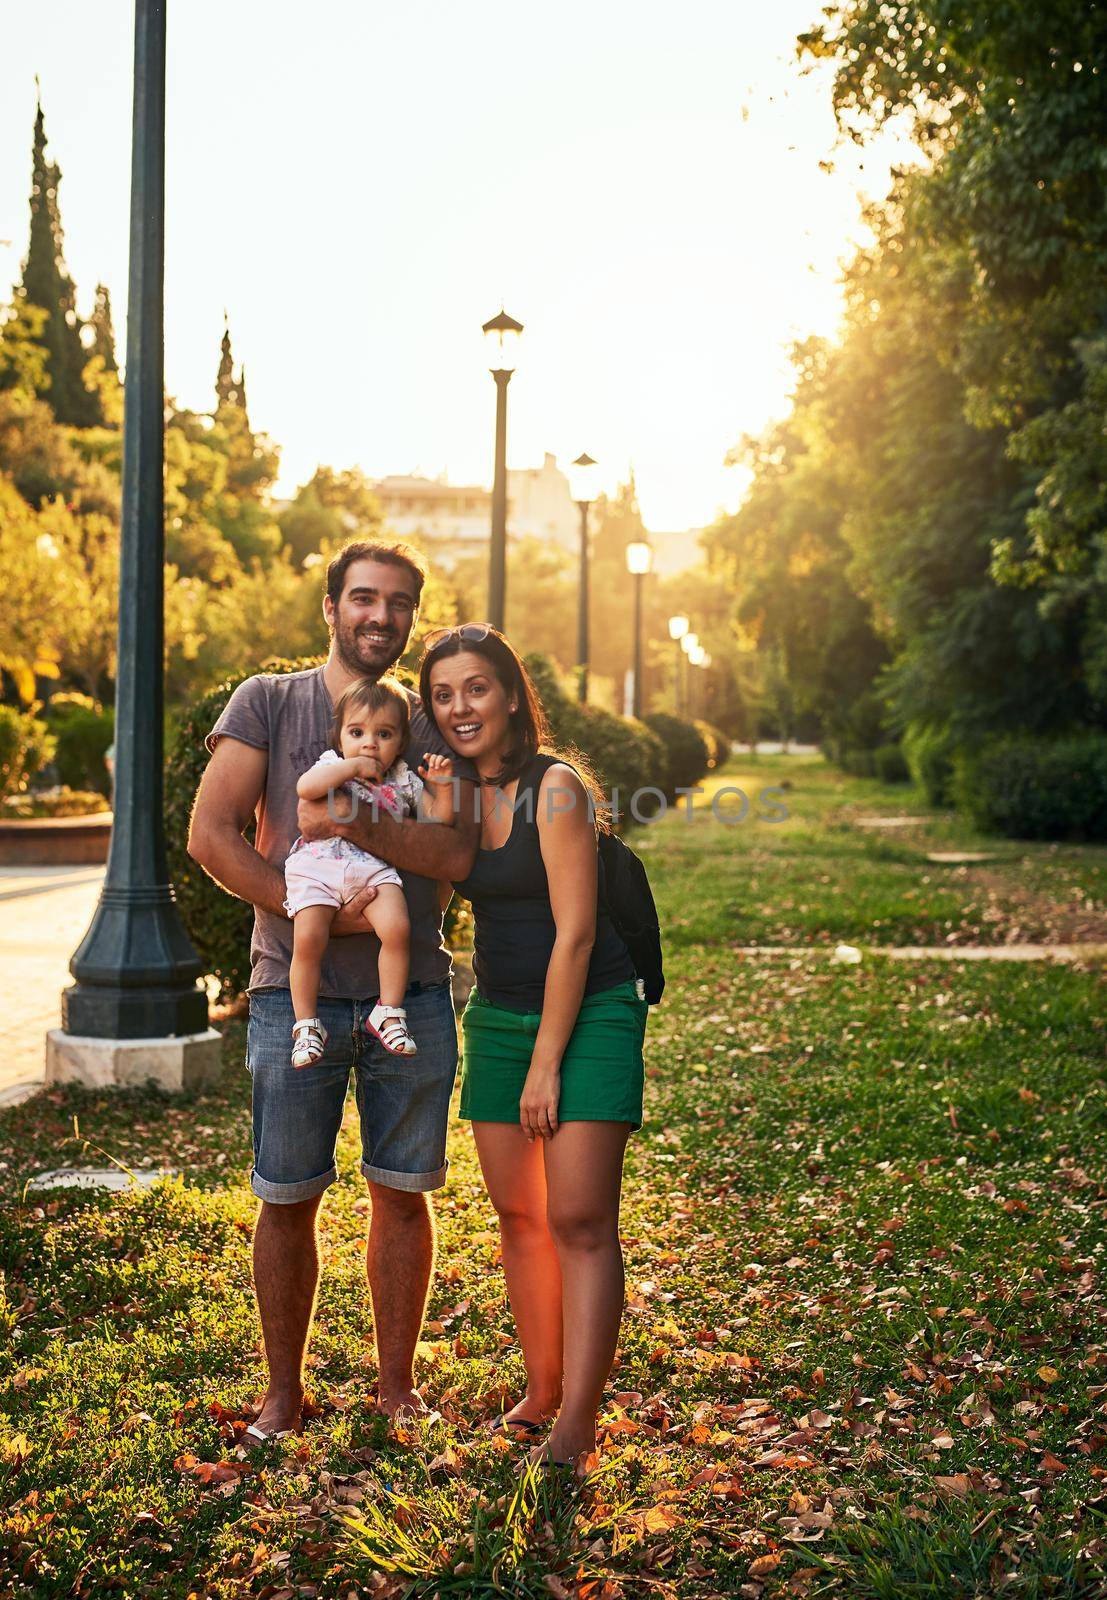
[{"x1": 417, "y1": 628, "x2": 607, "y2": 825}]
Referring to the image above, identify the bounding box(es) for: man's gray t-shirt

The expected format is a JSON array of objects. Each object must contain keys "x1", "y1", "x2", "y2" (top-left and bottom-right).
[{"x1": 206, "y1": 666, "x2": 469, "y2": 999}]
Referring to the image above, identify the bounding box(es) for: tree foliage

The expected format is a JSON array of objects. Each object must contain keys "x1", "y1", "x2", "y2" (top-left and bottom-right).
[{"x1": 18, "y1": 101, "x2": 100, "y2": 428}]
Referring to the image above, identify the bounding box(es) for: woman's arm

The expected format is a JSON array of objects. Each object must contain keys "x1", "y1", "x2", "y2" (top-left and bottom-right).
[
  {"x1": 520, "y1": 765, "x2": 597, "y2": 1141},
  {"x1": 296, "y1": 753, "x2": 369, "y2": 800}
]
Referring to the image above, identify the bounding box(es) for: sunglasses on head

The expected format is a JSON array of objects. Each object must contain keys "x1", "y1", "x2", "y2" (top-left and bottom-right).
[{"x1": 421, "y1": 622, "x2": 496, "y2": 653}]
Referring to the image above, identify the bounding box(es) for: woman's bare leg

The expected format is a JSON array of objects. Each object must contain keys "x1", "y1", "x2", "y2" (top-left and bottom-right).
[
  {"x1": 472, "y1": 1122, "x2": 564, "y2": 1422},
  {"x1": 362, "y1": 884, "x2": 410, "y2": 1007},
  {"x1": 541, "y1": 1121, "x2": 632, "y2": 1461},
  {"x1": 289, "y1": 905, "x2": 335, "y2": 1022}
]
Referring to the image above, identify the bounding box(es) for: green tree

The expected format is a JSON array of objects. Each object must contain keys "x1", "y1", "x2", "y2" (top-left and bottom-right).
[
  {"x1": 800, "y1": 0, "x2": 1107, "y2": 734},
  {"x1": 18, "y1": 101, "x2": 99, "y2": 427},
  {"x1": 278, "y1": 465, "x2": 383, "y2": 565}
]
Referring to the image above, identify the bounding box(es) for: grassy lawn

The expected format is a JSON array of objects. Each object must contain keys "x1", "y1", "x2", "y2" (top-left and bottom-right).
[
  {"x1": 1, "y1": 754, "x2": 1105, "y2": 1598},
  {"x1": 647, "y1": 755, "x2": 1107, "y2": 950}
]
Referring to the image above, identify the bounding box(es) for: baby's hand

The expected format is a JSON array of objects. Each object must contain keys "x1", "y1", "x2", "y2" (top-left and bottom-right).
[{"x1": 419, "y1": 752, "x2": 455, "y2": 788}]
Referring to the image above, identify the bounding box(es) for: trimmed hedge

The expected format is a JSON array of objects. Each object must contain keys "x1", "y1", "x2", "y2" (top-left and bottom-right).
[
  {"x1": 903, "y1": 722, "x2": 957, "y2": 806},
  {"x1": 0, "y1": 705, "x2": 53, "y2": 801},
  {"x1": 523, "y1": 654, "x2": 666, "y2": 814},
  {"x1": 43, "y1": 694, "x2": 114, "y2": 796},
  {"x1": 642, "y1": 712, "x2": 711, "y2": 799},
  {"x1": 953, "y1": 733, "x2": 1107, "y2": 840},
  {"x1": 873, "y1": 742, "x2": 910, "y2": 785}
]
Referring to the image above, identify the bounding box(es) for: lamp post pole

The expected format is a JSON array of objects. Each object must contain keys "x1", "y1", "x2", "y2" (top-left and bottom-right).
[
  {"x1": 482, "y1": 310, "x2": 523, "y2": 633},
  {"x1": 668, "y1": 614, "x2": 689, "y2": 716},
  {"x1": 569, "y1": 453, "x2": 599, "y2": 704},
  {"x1": 49, "y1": 0, "x2": 218, "y2": 1089},
  {"x1": 626, "y1": 541, "x2": 653, "y2": 719},
  {"x1": 576, "y1": 499, "x2": 591, "y2": 702},
  {"x1": 489, "y1": 369, "x2": 510, "y2": 632}
]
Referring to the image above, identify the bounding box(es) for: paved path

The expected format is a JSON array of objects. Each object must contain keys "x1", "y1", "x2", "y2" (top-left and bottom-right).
[
  {"x1": 734, "y1": 943, "x2": 1107, "y2": 963},
  {"x1": 0, "y1": 866, "x2": 105, "y2": 1102}
]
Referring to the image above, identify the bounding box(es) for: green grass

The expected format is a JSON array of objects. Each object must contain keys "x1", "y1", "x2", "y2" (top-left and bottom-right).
[
  {"x1": 1, "y1": 753, "x2": 1105, "y2": 1598},
  {"x1": 642, "y1": 755, "x2": 1107, "y2": 949}
]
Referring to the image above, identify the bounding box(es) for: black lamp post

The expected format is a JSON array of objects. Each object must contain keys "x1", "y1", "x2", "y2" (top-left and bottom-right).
[
  {"x1": 62, "y1": 0, "x2": 208, "y2": 1040},
  {"x1": 626, "y1": 539, "x2": 652, "y2": 719},
  {"x1": 569, "y1": 453, "x2": 599, "y2": 703},
  {"x1": 668, "y1": 614, "x2": 689, "y2": 715},
  {"x1": 482, "y1": 309, "x2": 522, "y2": 632}
]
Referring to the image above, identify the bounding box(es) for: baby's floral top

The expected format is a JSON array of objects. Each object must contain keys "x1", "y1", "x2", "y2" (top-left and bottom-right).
[{"x1": 286, "y1": 751, "x2": 424, "y2": 866}]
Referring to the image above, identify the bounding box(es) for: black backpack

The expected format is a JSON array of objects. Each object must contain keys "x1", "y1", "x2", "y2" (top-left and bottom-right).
[{"x1": 598, "y1": 831, "x2": 665, "y2": 1004}]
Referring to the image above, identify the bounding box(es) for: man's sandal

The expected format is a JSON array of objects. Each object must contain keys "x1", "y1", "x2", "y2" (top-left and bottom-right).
[
  {"x1": 365, "y1": 1003, "x2": 417, "y2": 1057},
  {"x1": 291, "y1": 1018, "x2": 328, "y2": 1069}
]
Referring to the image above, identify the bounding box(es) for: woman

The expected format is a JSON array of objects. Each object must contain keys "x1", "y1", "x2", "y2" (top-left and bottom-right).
[{"x1": 419, "y1": 624, "x2": 649, "y2": 1472}]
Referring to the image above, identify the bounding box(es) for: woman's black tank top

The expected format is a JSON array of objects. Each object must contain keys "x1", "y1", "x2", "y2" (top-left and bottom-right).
[{"x1": 452, "y1": 752, "x2": 635, "y2": 1013}]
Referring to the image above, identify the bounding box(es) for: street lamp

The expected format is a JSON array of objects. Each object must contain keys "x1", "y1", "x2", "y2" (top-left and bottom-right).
[
  {"x1": 679, "y1": 630, "x2": 698, "y2": 720},
  {"x1": 482, "y1": 308, "x2": 523, "y2": 631},
  {"x1": 668, "y1": 614, "x2": 689, "y2": 714},
  {"x1": 626, "y1": 539, "x2": 652, "y2": 719},
  {"x1": 569, "y1": 452, "x2": 600, "y2": 702},
  {"x1": 48, "y1": 0, "x2": 218, "y2": 1092}
]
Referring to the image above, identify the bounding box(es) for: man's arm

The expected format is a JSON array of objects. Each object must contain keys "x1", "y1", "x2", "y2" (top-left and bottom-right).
[
  {"x1": 188, "y1": 738, "x2": 287, "y2": 916},
  {"x1": 297, "y1": 776, "x2": 480, "y2": 882}
]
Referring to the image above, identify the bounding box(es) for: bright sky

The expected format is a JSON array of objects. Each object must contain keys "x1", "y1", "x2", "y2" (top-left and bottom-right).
[{"x1": 1, "y1": 1, "x2": 914, "y2": 532}]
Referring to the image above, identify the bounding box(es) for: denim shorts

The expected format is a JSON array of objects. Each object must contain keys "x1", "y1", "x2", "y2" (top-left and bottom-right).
[{"x1": 245, "y1": 982, "x2": 459, "y2": 1203}]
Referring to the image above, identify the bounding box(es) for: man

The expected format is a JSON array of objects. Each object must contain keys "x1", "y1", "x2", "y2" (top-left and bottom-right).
[{"x1": 188, "y1": 540, "x2": 479, "y2": 1438}]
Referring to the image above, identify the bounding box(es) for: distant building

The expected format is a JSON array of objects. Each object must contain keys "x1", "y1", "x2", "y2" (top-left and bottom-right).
[
  {"x1": 371, "y1": 474, "x2": 491, "y2": 566},
  {"x1": 507, "y1": 452, "x2": 579, "y2": 552},
  {"x1": 371, "y1": 453, "x2": 580, "y2": 568}
]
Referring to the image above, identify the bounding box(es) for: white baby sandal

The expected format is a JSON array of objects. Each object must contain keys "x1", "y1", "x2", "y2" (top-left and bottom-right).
[{"x1": 365, "y1": 1003, "x2": 418, "y2": 1057}]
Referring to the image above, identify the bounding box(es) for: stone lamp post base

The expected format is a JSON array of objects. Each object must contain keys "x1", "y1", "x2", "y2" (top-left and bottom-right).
[{"x1": 46, "y1": 1028, "x2": 223, "y2": 1093}]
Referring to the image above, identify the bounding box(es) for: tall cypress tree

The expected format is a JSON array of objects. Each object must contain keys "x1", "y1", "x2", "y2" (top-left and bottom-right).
[
  {"x1": 89, "y1": 283, "x2": 118, "y2": 374},
  {"x1": 19, "y1": 98, "x2": 99, "y2": 426},
  {"x1": 215, "y1": 320, "x2": 247, "y2": 412}
]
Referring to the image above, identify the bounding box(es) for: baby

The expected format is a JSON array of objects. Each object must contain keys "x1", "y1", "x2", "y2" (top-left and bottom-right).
[{"x1": 285, "y1": 674, "x2": 452, "y2": 1068}]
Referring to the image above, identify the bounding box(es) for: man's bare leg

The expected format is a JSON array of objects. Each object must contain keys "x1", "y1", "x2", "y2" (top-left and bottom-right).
[
  {"x1": 250, "y1": 1195, "x2": 322, "y2": 1436},
  {"x1": 365, "y1": 1181, "x2": 435, "y2": 1416}
]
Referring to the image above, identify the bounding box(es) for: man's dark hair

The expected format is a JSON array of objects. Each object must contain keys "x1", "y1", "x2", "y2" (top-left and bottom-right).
[{"x1": 326, "y1": 540, "x2": 429, "y2": 609}]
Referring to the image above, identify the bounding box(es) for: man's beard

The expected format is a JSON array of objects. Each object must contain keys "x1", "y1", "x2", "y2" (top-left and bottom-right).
[{"x1": 333, "y1": 613, "x2": 407, "y2": 678}]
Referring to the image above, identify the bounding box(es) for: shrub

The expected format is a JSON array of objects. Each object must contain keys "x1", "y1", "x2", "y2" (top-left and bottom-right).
[
  {"x1": 0, "y1": 704, "x2": 54, "y2": 800},
  {"x1": 826, "y1": 744, "x2": 875, "y2": 778},
  {"x1": 873, "y1": 742, "x2": 910, "y2": 784},
  {"x1": 523, "y1": 653, "x2": 667, "y2": 817},
  {"x1": 953, "y1": 734, "x2": 1107, "y2": 840},
  {"x1": 903, "y1": 723, "x2": 957, "y2": 806},
  {"x1": 642, "y1": 712, "x2": 710, "y2": 798},
  {"x1": 2, "y1": 787, "x2": 106, "y2": 819},
  {"x1": 43, "y1": 693, "x2": 115, "y2": 796}
]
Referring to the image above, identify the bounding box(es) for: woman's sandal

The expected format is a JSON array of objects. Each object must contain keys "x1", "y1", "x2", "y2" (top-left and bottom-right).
[
  {"x1": 365, "y1": 1002, "x2": 417, "y2": 1057},
  {"x1": 291, "y1": 1018, "x2": 328, "y2": 1069}
]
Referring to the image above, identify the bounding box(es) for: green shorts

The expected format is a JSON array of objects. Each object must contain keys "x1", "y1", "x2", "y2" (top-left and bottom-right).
[{"x1": 460, "y1": 979, "x2": 648, "y2": 1129}]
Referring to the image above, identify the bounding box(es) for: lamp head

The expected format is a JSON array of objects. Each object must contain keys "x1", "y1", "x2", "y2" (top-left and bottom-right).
[
  {"x1": 626, "y1": 540, "x2": 652, "y2": 576},
  {"x1": 668, "y1": 614, "x2": 689, "y2": 641},
  {"x1": 482, "y1": 308, "x2": 523, "y2": 373},
  {"x1": 680, "y1": 631, "x2": 699, "y2": 656},
  {"x1": 568, "y1": 453, "x2": 599, "y2": 506}
]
